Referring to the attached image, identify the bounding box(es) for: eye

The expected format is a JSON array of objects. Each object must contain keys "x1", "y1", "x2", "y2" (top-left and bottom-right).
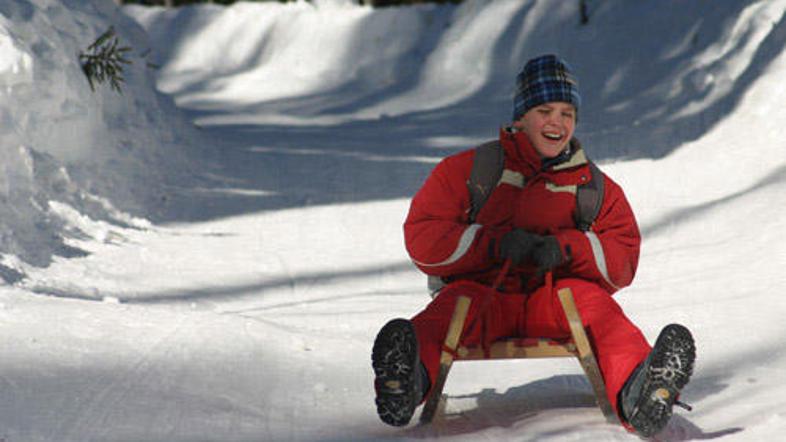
[{"x1": 562, "y1": 111, "x2": 574, "y2": 119}]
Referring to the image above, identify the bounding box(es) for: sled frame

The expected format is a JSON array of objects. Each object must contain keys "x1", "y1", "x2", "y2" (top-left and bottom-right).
[{"x1": 419, "y1": 287, "x2": 619, "y2": 424}]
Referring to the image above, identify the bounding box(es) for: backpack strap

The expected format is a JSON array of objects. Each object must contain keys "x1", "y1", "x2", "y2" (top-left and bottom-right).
[
  {"x1": 467, "y1": 141, "x2": 505, "y2": 223},
  {"x1": 428, "y1": 141, "x2": 504, "y2": 298},
  {"x1": 575, "y1": 161, "x2": 605, "y2": 232}
]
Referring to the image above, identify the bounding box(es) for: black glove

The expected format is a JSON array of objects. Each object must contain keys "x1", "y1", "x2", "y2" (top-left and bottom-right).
[
  {"x1": 531, "y1": 235, "x2": 565, "y2": 271},
  {"x1": 497, "y1": 229, "x2": 542, "y2": 265}
]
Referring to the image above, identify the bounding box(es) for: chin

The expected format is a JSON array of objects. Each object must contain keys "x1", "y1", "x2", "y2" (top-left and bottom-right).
[{"x1": 538, "y1": 147, "x2": 565, "y2": 158}]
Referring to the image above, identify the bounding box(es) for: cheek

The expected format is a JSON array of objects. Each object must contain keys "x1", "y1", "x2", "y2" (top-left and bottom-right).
[
  {"x1": 564, "y1": 118, "x2": 576, "y2": 134},
  {"x1": 518, "y1": 115, "x2": 544, "y2": 134},
  {"x1": 529, "y1": 117, "x2": 547, "y2": 132}
]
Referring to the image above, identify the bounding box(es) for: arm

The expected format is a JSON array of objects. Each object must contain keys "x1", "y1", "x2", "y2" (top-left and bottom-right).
[
  {"x1": 404, "y1": 154, "x2": 508, "y2": 278},
  {"x1": 553, "y1": 175, "x2": 641, "y2": 293}
]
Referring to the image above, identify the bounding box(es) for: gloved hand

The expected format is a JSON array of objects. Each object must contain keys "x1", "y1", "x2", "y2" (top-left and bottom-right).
[
  {"x1": 532, "y1": 235, "x2": 565, "y2": 271},
  {"x1": 496, "y1": 229, "x2": 542, "y2": 265}
]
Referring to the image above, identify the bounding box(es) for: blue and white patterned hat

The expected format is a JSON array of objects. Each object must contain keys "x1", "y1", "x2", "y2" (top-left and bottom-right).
[{"x1": 512, "y1": 54, "x2": 581, "y2": 121}]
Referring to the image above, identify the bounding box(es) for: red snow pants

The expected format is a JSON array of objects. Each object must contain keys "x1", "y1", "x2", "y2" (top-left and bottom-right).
[{"x1": 411, "y1": 278, "x2": 651, "y2": 415}]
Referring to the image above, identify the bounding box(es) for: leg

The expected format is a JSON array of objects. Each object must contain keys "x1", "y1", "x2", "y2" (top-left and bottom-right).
[
  {"x1": 419, "y1": 295, "x2": 471, "y2": 423},
  {"x1": 372, "y1": 319, "x2": 424, "y2": 426},
  {"x1": 412, "y1": 280, "x2": 525, "y2": 399},
  {"x1": 523, "y1": 278, "x2": 651, "y2": 416},
  {"x1": 557, "y1": 287, "x2": 618, "y2": 423},
  {"x1": 373, "y1": 280, "x2": 525, "y2": 426},
  {"x1": 619, "y1": 323, "x2": 696, "y2": 437}
]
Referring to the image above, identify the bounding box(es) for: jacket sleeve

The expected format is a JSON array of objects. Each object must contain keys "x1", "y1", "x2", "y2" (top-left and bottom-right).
[
  {"x1": 404, "y1": 154, "x2": 509, "y2": 278},
  {"x1": 553, "y1": 175, "x2": 641, "y2": 294}
]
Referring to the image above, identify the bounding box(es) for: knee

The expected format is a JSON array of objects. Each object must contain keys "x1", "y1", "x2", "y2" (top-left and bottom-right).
[
  {"x1": 414, "y1": 281, "x2": 495, "y2": 339},
  {"x1": 557, "y1": 278, "x2": 622, "y2": 322},
  {"x1": 436, "y1": 280, "x2": 493, "y2": 303},
  {"x1": 422, "y1": 280, "x2": 501, "y2": 322}
]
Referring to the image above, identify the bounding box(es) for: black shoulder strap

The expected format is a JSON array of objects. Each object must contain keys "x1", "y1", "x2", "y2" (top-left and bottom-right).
[
  {"x1": 575, "y1": 160, "x2": 605, "y2": 231},
  {"x1": 467, "y1": 141, "x2": 505, "y2": 223}
]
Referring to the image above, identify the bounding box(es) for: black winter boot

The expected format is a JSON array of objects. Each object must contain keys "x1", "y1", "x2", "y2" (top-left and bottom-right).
[
  {"x1": 372, "y1": 318, "x2": 427, "y2": 426},
  {"x1": 620, "y1": 324, "x2": 696, "y2": 437}
]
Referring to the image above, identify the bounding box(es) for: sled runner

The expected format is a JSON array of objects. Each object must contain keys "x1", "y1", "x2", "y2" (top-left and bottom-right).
[{"x1": 419, "y1": 281, "x2": 619, "y2": 424}]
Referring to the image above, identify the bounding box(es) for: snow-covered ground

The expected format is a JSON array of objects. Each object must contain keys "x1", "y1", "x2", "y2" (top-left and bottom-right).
[{"x1": 1, "y1": 0, "x2": 786, "y2": 440}]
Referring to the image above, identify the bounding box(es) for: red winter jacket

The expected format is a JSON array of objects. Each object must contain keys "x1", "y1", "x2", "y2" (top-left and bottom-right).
[{"x1": 404, "y1": 128, "x2": 641, "y2": 294}]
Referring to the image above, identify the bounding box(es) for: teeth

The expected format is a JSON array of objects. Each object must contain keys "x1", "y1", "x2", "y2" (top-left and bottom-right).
[{"x1": 543, "y1": 132, "x2": 562, "y2": 140}]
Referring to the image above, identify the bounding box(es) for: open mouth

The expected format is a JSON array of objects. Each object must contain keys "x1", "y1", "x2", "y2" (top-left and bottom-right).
[{"x1": 542, "y1": 131, "x2": 564, "y2": 141}]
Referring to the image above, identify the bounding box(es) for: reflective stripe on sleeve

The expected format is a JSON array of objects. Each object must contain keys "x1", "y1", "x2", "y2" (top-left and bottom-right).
[
  {"x1": 585, "y1": 231, "x2": 621, "y2": 291},
  {"x1": 412, "y1": 224, "x2": 482, "y2": 268}
]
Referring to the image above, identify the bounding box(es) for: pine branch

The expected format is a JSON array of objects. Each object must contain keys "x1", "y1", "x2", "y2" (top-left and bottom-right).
[{"x1": 79, "y1": 26, "x2": 133, "y2": 94}]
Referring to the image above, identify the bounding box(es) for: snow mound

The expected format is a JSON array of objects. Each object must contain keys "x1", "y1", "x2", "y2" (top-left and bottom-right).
[{"x1": 0, "y1": 0, "x2": 204, "y2": 276}]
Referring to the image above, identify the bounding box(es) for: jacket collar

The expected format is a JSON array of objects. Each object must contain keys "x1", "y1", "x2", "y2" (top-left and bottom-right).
[
  {"x1": 552, "y1": 143, "x2": 588, "y2": 171},
  {"x1": 498, "y1": 127, "x2": 587, "y2": 176}
]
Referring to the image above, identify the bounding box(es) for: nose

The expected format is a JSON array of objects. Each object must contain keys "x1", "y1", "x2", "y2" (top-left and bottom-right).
[
  {"x1": 552, "y1": 111, "x2": 572, "y2": 127},
  {"x1": 546, "y1": 111, "x2": 562, "y2": 127}
]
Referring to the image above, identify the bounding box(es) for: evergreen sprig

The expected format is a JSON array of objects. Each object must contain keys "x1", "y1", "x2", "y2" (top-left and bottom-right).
[{"x1": 79, "y1": 26, "x2": 133, "y2": 93}]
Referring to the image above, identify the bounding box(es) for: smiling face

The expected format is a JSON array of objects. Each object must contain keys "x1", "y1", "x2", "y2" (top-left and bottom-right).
[{"x1": 513, "y1": 102, "x2": 576, "y2": 158}]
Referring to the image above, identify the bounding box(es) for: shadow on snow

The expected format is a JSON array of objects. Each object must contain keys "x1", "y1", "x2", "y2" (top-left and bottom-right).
[
  {"x1": 139, "y1": 1, "x2": 786, "y2": 224},
  {"x1": 399, "y1": 374, "x2": 742, "y2": 440}
]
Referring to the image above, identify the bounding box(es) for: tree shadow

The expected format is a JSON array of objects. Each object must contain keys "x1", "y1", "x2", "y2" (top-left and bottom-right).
[
  {"x1": 127, "y1": 2, "x2": 786, "y2": 225},
  {"x1": 572, "y1": 1, "x2": 786, "y2": 160},
  {"x1": 28, "y1": 259, "x2": 418, "y2": 304},
  {"x1": 641, "y1": 163, "x2": 786, "y2": 238},
  {"x1": 135, "y1": 3, "x2": 226, "y2": 73}
]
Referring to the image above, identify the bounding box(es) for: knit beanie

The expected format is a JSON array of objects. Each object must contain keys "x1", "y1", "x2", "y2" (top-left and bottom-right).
[{"x1": 512, "y1": 54, "x2": 581, "y2": 122}]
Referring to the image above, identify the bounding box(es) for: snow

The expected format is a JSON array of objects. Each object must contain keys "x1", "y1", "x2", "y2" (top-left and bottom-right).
[
  {"x1": 1, "y1": 0, "x2": 785, "y2": 440},
  {"x1": 0, "y1": 0, "x2": 208, "y2": 271}
]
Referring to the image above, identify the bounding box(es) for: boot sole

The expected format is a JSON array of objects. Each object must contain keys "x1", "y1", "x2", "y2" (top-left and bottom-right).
[
  {"x1": 628, "y1": 324, "x2": 696, "y2": 437},
  {"x1": 372, "y1": 319, "x2": 420, "y2": 426}
]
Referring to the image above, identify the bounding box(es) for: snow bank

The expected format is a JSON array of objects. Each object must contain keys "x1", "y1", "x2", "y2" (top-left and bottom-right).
[
  {"x1": 0, "y1": 0, "x2": 203, "y2": 275},
  {"x1": 128, "y1": 0, "x2": 786, "y2": 160},
  {"x1": 0, "y1": 22, "x2": 32, "y2": 88}
]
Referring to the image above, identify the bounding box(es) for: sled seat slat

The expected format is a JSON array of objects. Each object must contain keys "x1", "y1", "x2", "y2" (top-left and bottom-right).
[{"x1": 456, "y1": 337, "x2": 577, "y2": 360}]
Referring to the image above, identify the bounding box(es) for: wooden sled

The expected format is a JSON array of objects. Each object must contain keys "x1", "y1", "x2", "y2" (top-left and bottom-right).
[{"x1": 419, "y1": 286, "x2": 619, "y2": 424}]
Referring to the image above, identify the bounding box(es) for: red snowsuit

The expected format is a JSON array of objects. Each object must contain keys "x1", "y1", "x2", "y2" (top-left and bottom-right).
[{"x1": 404, "y1": 128, "x2": 650, "y2": 416}]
